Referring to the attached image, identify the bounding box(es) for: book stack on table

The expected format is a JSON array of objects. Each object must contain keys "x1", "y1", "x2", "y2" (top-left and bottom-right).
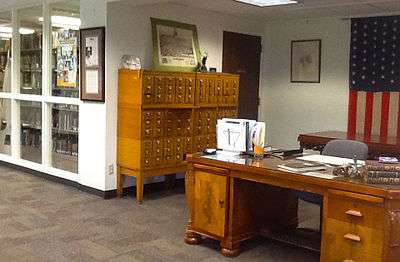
[{"x1": 363, "y1": 160, "x2": 400, "y2": 184}]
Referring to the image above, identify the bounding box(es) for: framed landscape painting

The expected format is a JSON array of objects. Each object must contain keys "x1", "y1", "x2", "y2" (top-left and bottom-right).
[
  {"x1": 151, "y1": 18, "x2": 201, "y2": 72},
  {"x1": 291, "y1": 39, "x2": 321, "y2": 83}
]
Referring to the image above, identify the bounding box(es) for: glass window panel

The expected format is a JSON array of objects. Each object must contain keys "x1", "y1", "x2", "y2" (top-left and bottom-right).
[
  {"x1": 0, "y1": 11, "x2": 12, "y2": 93},
  {"x1": 0, "y1": 99, "x2": 11, "y2": 155},
  {"x1": 52, "y1": 103, "x2": 78, "y2": 173},
  {"x1": 20, "y1": 101, "x2": 42, "y2": 163},
  {"x1": 51, "y1": 1, "x2": 80, "y2": 98},
  {"x1": 19, "y1": 6, "x2": 43, "y2": 95}
]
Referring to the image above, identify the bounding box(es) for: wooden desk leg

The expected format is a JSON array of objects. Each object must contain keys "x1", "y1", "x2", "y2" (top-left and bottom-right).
[
  {"x1": 184, "y1": 230, "x2": 202, "y2": 245},
  {"x1": 220, "y1": 240, "x2": 240, "y2": 257},
  {"x1": 117, "y1": 166, "x2": 124, "y2": 198},
  {"x1": 136, "y1": 174, "x2": 144, "y2": 204}
]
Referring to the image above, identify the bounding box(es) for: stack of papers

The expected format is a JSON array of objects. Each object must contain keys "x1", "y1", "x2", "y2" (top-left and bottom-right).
[{"x1": 297, "y1": 154, "x2": 365, "y2": 166}]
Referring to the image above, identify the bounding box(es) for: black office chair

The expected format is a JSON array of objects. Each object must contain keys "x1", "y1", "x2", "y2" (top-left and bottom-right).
[{"x1": 298, "y1": 139, "x2": 369, "y2": 231}]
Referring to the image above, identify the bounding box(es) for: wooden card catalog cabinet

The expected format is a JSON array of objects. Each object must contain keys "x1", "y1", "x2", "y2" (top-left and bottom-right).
[{"x1": 117, "y1": 69, "x2": 239, "y2": 203}]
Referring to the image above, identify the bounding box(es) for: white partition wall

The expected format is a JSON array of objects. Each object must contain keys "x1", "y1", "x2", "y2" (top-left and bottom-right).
[{"x1": 0, "y1": 0, "x2": 83, "y2": 184}]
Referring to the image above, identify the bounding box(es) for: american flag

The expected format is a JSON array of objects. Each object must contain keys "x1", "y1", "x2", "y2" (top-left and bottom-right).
[{"x1": 348, "y1": 16, "x2": 400, "y2": 140}]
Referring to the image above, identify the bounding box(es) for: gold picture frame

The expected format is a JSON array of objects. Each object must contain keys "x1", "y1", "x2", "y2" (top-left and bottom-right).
[{"x1": 151, "y1": 18, "x2": 201, "y2": 72}]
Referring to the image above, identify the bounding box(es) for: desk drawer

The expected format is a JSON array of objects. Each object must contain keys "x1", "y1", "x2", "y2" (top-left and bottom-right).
[
  {"x1": 324, "y1": 218, "x2": 383, "y2": 262},
  {"x1": 326, "y1": 190, "x2": 384, "y2": 230}
]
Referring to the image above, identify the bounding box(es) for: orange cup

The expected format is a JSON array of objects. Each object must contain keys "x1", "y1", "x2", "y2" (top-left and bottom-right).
[{"x1": 253, "y1": 144, "x2": 264, "y2": 160}]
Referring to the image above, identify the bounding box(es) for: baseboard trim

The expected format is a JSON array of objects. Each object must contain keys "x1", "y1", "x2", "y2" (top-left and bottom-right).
[
  {"x1": 104, "y1": 178, "x2": 185, "y2": 199},
  {"x1": 0, "y1": 160, "x2": 184, "y2": 199}
]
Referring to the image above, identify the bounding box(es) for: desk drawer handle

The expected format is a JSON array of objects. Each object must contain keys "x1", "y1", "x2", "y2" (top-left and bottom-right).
[
  {"x1": 344, "y1": 233, "x2": 361, "y2": 242},
  {"x1": 218, "y1": 199, "x2": 225, "y2": 209},
  {"x1": 345, "y1": 210, "x2": 363, "y2": 217}
]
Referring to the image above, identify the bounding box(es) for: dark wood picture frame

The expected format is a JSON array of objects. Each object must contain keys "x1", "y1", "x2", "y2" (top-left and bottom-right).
[
  {"x1": 80, "y1": 27, "x2": 105, "y2": 102},
  {"x1": 290, "y1": 39, "x2": 321, "y2": 83}
]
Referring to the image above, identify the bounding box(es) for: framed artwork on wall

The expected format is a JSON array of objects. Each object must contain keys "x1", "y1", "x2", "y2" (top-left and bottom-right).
[
  {"x1": 80, "y1": 27, "x2": 105, "y2": 102},
  {"x1": 291, "y1": 39, "x2": 321, "y2": 83},
  {"x1": 151, "y1": 17, "x2": 201, "y2": 72}
]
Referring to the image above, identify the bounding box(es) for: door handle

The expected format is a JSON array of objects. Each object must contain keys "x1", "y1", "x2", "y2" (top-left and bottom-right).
[{"x1": 218, "y1": 199, "x2": 225, "y2": 209}]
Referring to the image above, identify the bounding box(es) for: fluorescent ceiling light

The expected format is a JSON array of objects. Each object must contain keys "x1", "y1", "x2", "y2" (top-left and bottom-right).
[
  {"x1": 19, "y1": 28, "x2": 35, "y2": 34},
  {"x1": 235, "y1": 0, "x2": 298, "y2": 7},
  {"x1": 0, "y1": 33, "x2": 11, "y2": 39},
  {"x1": 39, "y1": 15, "x2": 81, "y2": 29},
  {"x1": 0, "y1": 26, "x2": 35, "y2": 35}
]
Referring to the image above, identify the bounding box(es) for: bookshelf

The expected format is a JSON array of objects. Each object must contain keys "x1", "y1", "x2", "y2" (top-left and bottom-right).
[{"x1": 18, "y1": 30, "x2": 79, "y2": 172}]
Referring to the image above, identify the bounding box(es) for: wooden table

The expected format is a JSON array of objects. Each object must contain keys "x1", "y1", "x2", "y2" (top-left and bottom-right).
[
  {"x1": 298, "y1": 131, "x2": 400, "y2": 159},
  {"x1": 184, "y1": 153, "x2": 400, "y2": 261}
]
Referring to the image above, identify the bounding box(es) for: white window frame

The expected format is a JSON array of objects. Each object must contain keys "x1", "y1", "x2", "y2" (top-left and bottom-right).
[{"x1": 0, "y1": 1, "x2": 81, "y2": 181}]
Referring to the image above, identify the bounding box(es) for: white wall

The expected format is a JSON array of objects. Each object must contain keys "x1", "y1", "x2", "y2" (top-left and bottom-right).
[
  {"x1": 78, "y1": 0, "x2": 108, "y2": 191},
  {"x1": 106, "y1": 1, "x2": 264, "y2": 187},
  {"x1": 107, "y1": 2, "x2": 264, "y2": 71},
  {"x1": 259, "y1": 17, "x2": 351, "y2": 148}
]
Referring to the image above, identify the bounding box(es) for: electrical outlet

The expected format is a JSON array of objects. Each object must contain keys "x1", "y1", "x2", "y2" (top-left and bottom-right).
[{"x1": 108, "y1": 164, "x2": 114, "y2": 175}]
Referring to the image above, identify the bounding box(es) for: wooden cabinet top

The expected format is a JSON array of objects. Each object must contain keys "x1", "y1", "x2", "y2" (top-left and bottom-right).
[{"x1": 118, "y1": 69, "x2": 240, "y2": 78}]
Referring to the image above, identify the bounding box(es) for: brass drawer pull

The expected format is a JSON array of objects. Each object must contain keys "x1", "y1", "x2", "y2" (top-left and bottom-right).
[
  {"x1": 344, "y1": 233, "x2": 361, "y2": 242},
  {"x1": 345, "y1": 210, "x2": 363, "y2": 217}
]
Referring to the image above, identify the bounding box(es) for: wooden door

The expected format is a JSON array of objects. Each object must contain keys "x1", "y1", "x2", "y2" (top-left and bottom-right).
[
  {"x1": 222, "y1": 31, "x2": 262, "y2": 120},
  {"x1": 193, "y1": 170, "x2": 227, "y2": 237}
]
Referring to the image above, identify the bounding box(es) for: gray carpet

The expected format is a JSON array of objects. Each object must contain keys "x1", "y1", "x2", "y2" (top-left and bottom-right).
[{"x1": 0, "y1": 164, "x2": 320, "y2": 262}]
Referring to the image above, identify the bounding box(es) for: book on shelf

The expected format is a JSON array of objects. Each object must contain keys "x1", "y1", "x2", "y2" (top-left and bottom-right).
[
  {"x1": 365, "y1": 160, "x2": 400, "y2": 172},
  {"x1": 277, "y1": 160, "x2": 326, "y2": 173},
  {"x1": 366, "y1": 170, "x2": 400, "y2": 178}
]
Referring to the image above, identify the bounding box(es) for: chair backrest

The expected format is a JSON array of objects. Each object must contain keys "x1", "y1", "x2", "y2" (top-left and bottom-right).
[{"x1": 322, "y1": 139, "x2": 369, "y2": 160}]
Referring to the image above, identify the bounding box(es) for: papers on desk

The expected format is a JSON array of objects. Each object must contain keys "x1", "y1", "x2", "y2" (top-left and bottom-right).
[
  {"x1": 302, "y1": 171, "x2": 336, "y2": 180},
  {"x1": 277, "y1": 161, "x2": 326, "y2": 172},
  {"x1": 276, "y1": 168, "x2": 335, "y2": 180},
  {"x1": 202, "y1": 151, "x2": 246, "y2": 165},
  {"x1": 297, "y1": 154, "x2": 365, "y2": 166}
]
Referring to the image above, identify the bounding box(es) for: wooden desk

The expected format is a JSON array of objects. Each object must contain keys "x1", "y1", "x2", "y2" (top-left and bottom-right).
[
  {"x1": 298, "y1": 131, "x2": 400, "y2": 159},
  {"x1": 184, "y1": 153, "x2": 400, "y2": 261}
]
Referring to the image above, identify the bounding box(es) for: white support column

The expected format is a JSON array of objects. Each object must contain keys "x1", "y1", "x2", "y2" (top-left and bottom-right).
[
  {"x1": 42, "y1": 2, "x2": 52, "y2": 166},
  {"x1": 11, "y1": 9, "x2": 21, "y2": 158}
]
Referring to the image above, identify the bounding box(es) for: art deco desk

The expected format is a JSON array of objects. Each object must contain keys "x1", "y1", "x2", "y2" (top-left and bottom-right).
[
  {"x1": 298, "y1": 131, "x2": 400, "y2": 159},
  {"x1": 184, "y1": 153, "x2": 400, "y2": 261}
]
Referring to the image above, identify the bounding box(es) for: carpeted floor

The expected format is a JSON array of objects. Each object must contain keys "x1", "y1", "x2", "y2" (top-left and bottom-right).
[{"x1": 0, "y1": 164, "x2": 320, "y2": 262}]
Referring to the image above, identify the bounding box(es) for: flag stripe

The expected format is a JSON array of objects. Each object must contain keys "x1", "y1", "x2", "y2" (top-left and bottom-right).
[
  {"x1": 348, "y1": 90, "x2": 358, "y2": 136},
  {"x1": 356, "y1": 92, "x2": 366, "y2": 135},
  {"x1": 397, "y1": 95, "x2": 400, "y2": 140},
  {"x1": 388, "y1": 92, "x2": 399, "y2": 137},
  {"x1": 364, "y1": 92, "x2": 374, "y2": 139},
  {"x1": 372, "y1": 92, "x2": 382, "y2": 136},
  {"x1": 380, "y1": 92, "x2": 390, "y2": 139}
]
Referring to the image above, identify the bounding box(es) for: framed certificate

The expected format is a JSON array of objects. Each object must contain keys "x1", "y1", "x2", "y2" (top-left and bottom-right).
[{"x1": 80, "y1": 27, "x2": 105, "y2": 102}]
